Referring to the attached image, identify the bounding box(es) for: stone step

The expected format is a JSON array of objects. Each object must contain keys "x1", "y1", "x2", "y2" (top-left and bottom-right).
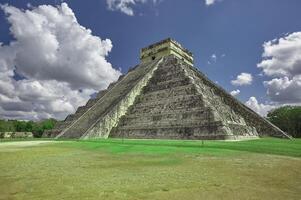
[
  {"x1": 95, "y1": 89, "x2": 108, "y2": 100},
  {"x1": 130, "y1": 106, "x2": 208, "y2": 116},
  {"x1": 54, "y1": 121, "x2": 73, "y2": 131},
  {"x1": 141, "y1": 84, "x2": 198, "y2": 99},
  {"x1": 117, "y1": 115, "x2": 217, "y2": 128},
  {"x1": 153, "y1": 77, "x2": 190, "y2": 86},
  {"x1": 61, "y1": 89, "x2": 109, "y2": 128},
  {"x1": 124, "y1": 107, "x2": 211, "y2": 118},
  {"x1": 137, "y1": 88, "x2": 202, "y2": 102},
  {"x1": 64, "y1": 113, "x2": 82, "y2": 122},
  {"x1": 130, "y1": 94, "x2": 204, "y2": 112},
  {"x1": 120, "y1": 110, "x2": 212, "y2": 125},
  {"x1": 227, "y1": 123, "x2": 258, "y2": 136},
  {"x1": 143, "y1": 77, "x2": 191, "y2": 92},
  {"x1": 110, "y1": 122, "x2": 225, "y2": 140},
  {"x1": 75, "y1": 106, "x2": 88, "y2": 114},
  {"x1": 154, "y1": 63, "x2": 182, "y2": 72},
  {"x1": 85, "y1": 98, "x2": 98, "y2": 107},
  {"x1": 43, "y1": 129, "x2": 62, "y2": 138},
  {"x1": 154, "y1": 69, "x2": 185, "y2": 80},
  {"x1": 129, "y1": 102, "x2": 204, "y2": 115}
]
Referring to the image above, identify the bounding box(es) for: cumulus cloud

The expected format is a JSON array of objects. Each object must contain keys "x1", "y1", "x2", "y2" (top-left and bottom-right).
[
  {"x1": 245, "y1": 32, "x2": 301, "y2": 116},
  {"x1": 258, "y1": 32, "x2": 301, "y2": 104},
  {"x1": 0, "y1": 79, "x2": 94, "y2": 120},
  {"x1": 106, "y1": 0, "x2": 158, "y2": 16},
  {"x1": 1, "y1": 3, "x2": 120, "y2": 90},
  {"x1": 231, "y1": 73, "x2": 253, "y2": 86},
  {"x1": 0, "y1": 3, "x2": 121, "y2": 120},
  {"x1": 257, "y1": 32, "x2": 301, "y2": 77},
  {"x1": 264, "y1": 75, "x2": 301, "y2": 104},
  {"x1": 230, "y1": 89, "x2": 240, "y2": 96},
  {"x1": 245, "y1": 96, "x2": 276, "y2": 116}
]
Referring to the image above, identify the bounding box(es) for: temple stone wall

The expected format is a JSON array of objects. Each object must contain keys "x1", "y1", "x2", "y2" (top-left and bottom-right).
[{"x1": 141, "y1": 38, "x2": 193, "y2": 66}]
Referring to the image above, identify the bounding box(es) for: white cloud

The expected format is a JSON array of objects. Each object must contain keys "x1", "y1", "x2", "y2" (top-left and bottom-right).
[
  {"x1": 258, "y1": 32, "x2": 301, "y2": 104},
  {"x1": 106, "y1": 0, "x2": 158, "y2": 16},
  {"x1": 245, "y1": 96, "x2": 276, "y2": 116},
  {"x1": 231, "y1": 73, "x2": 253, "y2": 86},
  {"x1": 230, "y1": 89, "x2": 240, "y2": 96},
  {"x1": 211, "y1": 54, "x2": 217, "y2": 62},
  {"x1": 205, "y1": 0, "x2": 216, "y2": 6},
  {"x1": 264, "y1": 75, "x2": 301, "y2": 104},
  {"x1": 205, "y1": 0, "x2": 222, "y2": 6},
  {"x1": 0, "y1": 3, "x2": 121, "y2": 120},
  {"x1": 1, "y1": 3, "x2": 120, "y2": 90},
  {"x1": 257, "y1": 32, "x2": 301, "y2": 77},
  {"x1": 0, "y1": 79, "x2": 93, "y2": 120},
  {"x1": 246, "y1": 32, "x2": 301, "y2": 117},
  {"x1": 208, "y1": 53, "x2": 225, "y2": 64}
]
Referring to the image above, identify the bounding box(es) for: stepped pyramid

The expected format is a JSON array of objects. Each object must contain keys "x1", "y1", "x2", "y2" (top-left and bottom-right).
[{"x1": 45, "y1": 38, "x2": 290, "y2": 140}]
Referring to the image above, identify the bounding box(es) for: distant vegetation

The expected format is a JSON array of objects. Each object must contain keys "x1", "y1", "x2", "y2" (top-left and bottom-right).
[
  {"x1": 267, "y1": 106, "x2": 301, "y2": 138},
  {"x1": 0, "y1": 119, "x2": 57, "y2": 138}
]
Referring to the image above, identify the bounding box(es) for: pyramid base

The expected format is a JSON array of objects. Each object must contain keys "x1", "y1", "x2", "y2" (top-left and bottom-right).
[{"x1": 109, "y1": 135, "x2": 259, "y2": 140}]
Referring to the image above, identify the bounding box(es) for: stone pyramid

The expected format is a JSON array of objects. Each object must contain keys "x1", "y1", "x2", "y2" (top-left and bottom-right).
[{"x1": 45, "y1": 38, "x2": 290, "y2": 140}]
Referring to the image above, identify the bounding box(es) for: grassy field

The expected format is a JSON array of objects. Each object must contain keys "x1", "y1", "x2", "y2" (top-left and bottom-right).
[{"x1": 0, "y1": 138, "x2": 301, "y2": 200}]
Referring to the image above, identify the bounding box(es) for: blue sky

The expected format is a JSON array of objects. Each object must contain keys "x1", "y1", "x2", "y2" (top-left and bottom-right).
[{"x1": 0, "y1": 0, "x2": 300, "y2": 120}]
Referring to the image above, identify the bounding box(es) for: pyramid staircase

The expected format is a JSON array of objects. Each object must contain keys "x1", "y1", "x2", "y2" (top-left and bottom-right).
[
  {"x1": 45, "y1": 89, "x2": 108, "y2": 138},
  {"x1": 44, "y1": 38, "x2": 290, "y2": 140},
  {"x1": 110, "y1": 56, "x2": 259, "y2": 139},
  {"x1": 44, "y1": 58, "x2": 163, "y2": 138}
]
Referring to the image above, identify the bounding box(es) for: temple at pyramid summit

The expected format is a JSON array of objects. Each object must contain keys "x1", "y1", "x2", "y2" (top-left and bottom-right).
[{"x1": 45, "y1": 38, "x2": 290, "y2": 140}]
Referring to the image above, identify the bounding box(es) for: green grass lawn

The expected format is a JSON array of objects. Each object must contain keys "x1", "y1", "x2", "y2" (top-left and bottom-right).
[{"x1": 0, "y1": 138, "x2": 301, "y2": 200}]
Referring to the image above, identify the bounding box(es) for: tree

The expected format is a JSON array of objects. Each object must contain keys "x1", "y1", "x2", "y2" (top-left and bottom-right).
[
  {"x1": 32, "y1": 123, "x2": 44, "y2": 138},
  {"x1": 32, "y1": 119, "x2": 57, "y2": 138},
  {"x1": 267, "y1": 106, "x2": 301, "y2": 138},
  {"x1": 0, "y1": 118, "x2": 57, "y2": 138},
  {"x1": 14, "y1": 121, "x2": 27, "y2": 132},
  {"x1": 25, "y1": 121, "x2": 34, "y2": 132}
]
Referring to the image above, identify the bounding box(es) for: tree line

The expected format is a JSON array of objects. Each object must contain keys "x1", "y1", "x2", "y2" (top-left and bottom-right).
[
  {"x1": 267, "y1": 106, "x2": 301, "y2": 138},
  {"x1": 0, "y1": 119, "x2": 57, "y2": 138}
]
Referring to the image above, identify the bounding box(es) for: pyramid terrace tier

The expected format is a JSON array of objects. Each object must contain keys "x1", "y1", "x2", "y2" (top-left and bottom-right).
[
  {"x1": 117, "y1": 108, "x2": 214, "y2": 127},
  {"x1": 110, "y1": 123, "x2": 257, "y2": 140},
  {"x1": 132, "y1": 94, "x2": 204, "y2": 109}
]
